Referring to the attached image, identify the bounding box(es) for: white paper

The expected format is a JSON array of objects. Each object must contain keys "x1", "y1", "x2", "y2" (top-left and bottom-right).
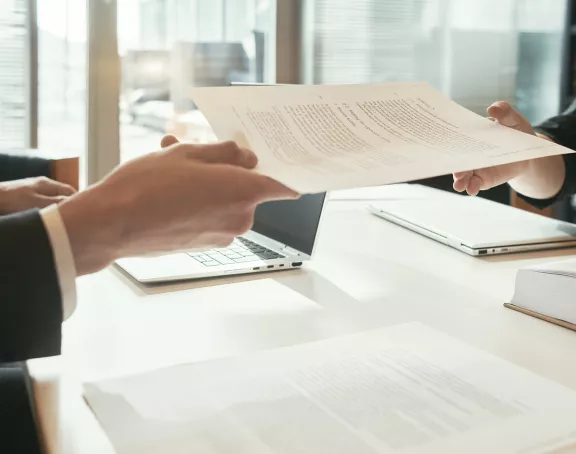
[
  {"x1": 84, "y1": 322, "x2": 576, "y2": 454},
  {"x1": 528, "y1": 258, "x2": 576, "y2": 278},
  {"x1": 190, "y1": 83, "x2": 573, "y2": 193},
  {"x1": 329, "y1": 184, "x2": 443, "y2": 201}
]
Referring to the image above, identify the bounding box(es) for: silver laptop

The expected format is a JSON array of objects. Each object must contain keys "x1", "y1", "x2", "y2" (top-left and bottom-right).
[
  {"x1": 369, "y1": 186, "x2": 576, "y2": 256},
  {"x1": 117, "y1": 193, "x2": 327, "y2": 283}
]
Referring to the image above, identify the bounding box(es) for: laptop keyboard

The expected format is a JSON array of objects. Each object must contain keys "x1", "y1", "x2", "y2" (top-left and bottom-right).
[{"x1": 188, "y1": 237, "x2": 285, "y2": 267}]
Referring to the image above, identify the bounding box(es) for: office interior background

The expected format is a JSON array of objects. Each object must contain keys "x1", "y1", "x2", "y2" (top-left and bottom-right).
[{"x1": 1, "y1": 0, "x2": 575, "y2": 217}]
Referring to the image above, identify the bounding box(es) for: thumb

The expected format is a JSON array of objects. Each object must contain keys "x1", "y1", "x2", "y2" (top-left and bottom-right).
[
  {"x1": 487, "y1": 102, "x2": 534, "y2": 135},
  {"x1": 161, "y1": 134, "x2": 180, "y2": 148},
  {"x1": 252, "y1": 176, "x2": 301, "y2": 203}
]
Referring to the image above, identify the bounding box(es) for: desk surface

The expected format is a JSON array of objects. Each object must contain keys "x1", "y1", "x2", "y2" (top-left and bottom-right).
[{"x1": 29, "y1": 187, "x2": 576, "y2": 454}]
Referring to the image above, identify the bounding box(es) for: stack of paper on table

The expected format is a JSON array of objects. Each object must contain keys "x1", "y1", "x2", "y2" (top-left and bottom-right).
[
  {"x1": 84, "y1": 322, "x2": 576, "y2": 454},
  {"x1": 506, "y1": 258, "x2": 576, "y2": 331},
  {"x1": 190, "y1": 82, "x2": 573, "y2": 193}
]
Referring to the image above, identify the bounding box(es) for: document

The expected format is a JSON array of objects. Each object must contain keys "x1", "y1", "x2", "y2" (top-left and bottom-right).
[
  {"x1": 84, "y1": 322, "x2": 576, "y2": 454},
  {"x1": 190, "y1": 83, "x2": 573, "y2": 193}
]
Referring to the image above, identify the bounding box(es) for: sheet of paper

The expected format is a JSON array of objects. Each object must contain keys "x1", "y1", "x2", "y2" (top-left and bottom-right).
[
  {"x1": 84, "y1": 322, "x2": 576, "y2": 454},
  {"x1": 190, "y1": 83, "x2": 572, "y2": 193},
  {"x1": 329, "y1": 184, "x2": 444, "y2": 201}
]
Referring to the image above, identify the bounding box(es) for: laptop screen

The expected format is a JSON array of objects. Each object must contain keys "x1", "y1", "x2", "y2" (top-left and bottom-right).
[{"x1": 252, "y1": 193, "x2": 326, "y2": 256}]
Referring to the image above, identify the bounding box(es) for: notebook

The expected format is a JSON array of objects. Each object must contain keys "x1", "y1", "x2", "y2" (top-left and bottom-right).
[{"x1": 505, "y1": 258, "x2": 576, "y2": 331}]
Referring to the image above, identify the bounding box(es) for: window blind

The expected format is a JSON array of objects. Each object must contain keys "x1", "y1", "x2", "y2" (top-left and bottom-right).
[
  {"x1": 303, "y1": 0, "x2": 567, "y2": 123},
  {"x1": 0, "y1": 0, "x2": 27, "y2": 148}
]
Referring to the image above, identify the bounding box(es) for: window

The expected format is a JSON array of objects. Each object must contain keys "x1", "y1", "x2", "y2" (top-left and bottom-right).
[
  {"x1": 37, "y1": 0, "x2": 87, "y2": 158},
  {"x1": 303, "y1": 0, "x2": 567, "y2": 124},
  {"x1": 0, "y1": 0, "x2": 27, "y2": 149},
  {"x1": 118, "y1": 0, "x2": 277, "y2": 162}
]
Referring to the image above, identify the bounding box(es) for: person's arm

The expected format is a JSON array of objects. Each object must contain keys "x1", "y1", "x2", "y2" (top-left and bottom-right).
[
  {"x1": 0, "y1": 139, "x2": 297, "y2": 363},
  {"x1": 511, "y1": 154, "x2": 576, "y2": 209},
  {"x1": 0, "y1": 177, "x2": 76, "y2": 215},
  {"x1": 514, "y1": 100, "x2": 576, "y2": 208},
  {"x1": 0, "y1": 139, "x2": 298, "y2": 454},
  {"x1": 453, "y1": 102, "x2": 576, "y2": 208},
  {"x1": 0, "y1": 154, "x2": 51, "y2": 183},
  {"x1": 0, "y1": 210, "x2": 64, "y2": 363},
  {"x1": 508, "y1": 153, "x2": 565, "y2": 200},
  {"x1": 39, "y1": 205, "x2": 77, "y2": 319},
  {"x1": 0, "y1": 206, "x2": 73, "y2": 454},
  {"x1": 534, "y1": 98, "x2": 576, "y2": 150},
  {"x1": 57, "y1": 138, "x2": 298, "y2": 277}
]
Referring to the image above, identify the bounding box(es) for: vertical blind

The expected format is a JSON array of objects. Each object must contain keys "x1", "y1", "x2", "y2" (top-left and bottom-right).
[
  {"x1": 304, "y1": 0, "x2": 567, "y2": 124},
  {"x1": 0, "y1": 0, "x2": 27, "y2": 148}
]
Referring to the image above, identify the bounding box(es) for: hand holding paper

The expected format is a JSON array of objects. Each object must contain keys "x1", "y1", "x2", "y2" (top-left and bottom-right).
[{"x1": 191, "y1": 83, "x2": 573, "y2": 193}]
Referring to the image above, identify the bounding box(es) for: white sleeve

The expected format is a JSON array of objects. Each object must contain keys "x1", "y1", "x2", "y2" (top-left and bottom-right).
[{"x1": 40, "y1": 204, "x2": 78, "y2": 320}]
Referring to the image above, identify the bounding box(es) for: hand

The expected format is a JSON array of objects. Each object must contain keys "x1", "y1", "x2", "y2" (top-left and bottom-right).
[
  {"x1": 0, "y1": 176, "x2": 76, "y2": 215},
  {"x1": 59, "y1": 139, "x2": 299, "y2": 275},
  {"x1": 453, "y1": 102, "x2": 535, "y2": 196}
]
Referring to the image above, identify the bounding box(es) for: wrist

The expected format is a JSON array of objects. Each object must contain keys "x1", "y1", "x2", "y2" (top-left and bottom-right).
[
  {"x1": 58, "y1": 183, "x2": 126, "y2": 276},
  {"x1": 507, "y1": 159, "x2": 531, "y2": 185},
  {"x1": 509, "y1": 155, "x2": 566, "y2": 200}
]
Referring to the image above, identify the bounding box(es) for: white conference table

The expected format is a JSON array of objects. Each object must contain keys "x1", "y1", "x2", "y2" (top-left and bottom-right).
[{"x1": 28, "y1": 186, "x2": 576, "y2": 454}]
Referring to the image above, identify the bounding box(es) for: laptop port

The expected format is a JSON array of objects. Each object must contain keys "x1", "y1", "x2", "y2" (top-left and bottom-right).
[
  {"x1": 279, "y1": 264, "x2": 285, "y2": 267},
  {"x1": 253, "y1": 267, "x2": 261, "y2": 270},
  {"x1": 267, "y1": 265, "x2": 274, "y2": 269},
  {"x1": 292, "y1": 262, "x2": 303, "y2": 267},
  {"x1": 478, "y1": 250, "x2": 487, "y2": 255}
]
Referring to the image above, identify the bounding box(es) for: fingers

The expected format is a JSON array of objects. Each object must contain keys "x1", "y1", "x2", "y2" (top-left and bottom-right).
[
  {"x1": 453, "y1": 170, "x2": 487, "y2": 196},
  {"x1": 34, "y1": 177, "x2": 76, "y2": 197},
  {"x1": 453, "y1": 175, "x2": 470, "y2": 193},
  {"x1": 466, "y1": 175, "x2": 483, "y2": 196},
  {"x1": 487, "y1": 101, "x2": 534, "y2": 135},
  {"x1": 185, "y1": 141, "x2": 259, "y2": 169},
  {"x1": 453, "y1": 170, "x2": 472, "y2": 193},
  {"x1": 161, "y1": 134, "x2": 180, "y2": 148},
  {"x1": 33, "y1": 194, "x2": 69, "y2": 209}
]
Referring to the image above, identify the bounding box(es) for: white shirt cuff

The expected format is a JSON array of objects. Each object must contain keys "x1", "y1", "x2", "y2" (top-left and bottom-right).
[{"x1": 40, "y1": 205, "x2": 78, "y2": 320}]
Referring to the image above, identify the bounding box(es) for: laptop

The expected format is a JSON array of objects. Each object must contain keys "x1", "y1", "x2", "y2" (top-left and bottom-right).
[
  {"x1": 116, "y1": 193, "x2": 327, "y2": 283},
  {"x1": 369, "y1": 185, "x2": 576, "y2": 256}
]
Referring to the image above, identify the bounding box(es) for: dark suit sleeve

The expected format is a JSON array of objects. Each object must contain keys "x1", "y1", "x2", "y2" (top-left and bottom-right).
[
  {"x1": 0, "y1": 364, "x2": 44, "y2": 454},
  {"x1": 516, "y1": 101, "x2": 576, "y2": 209},
  {"x1": 0, "y1": 153, "x2": 51, "y2": 183},
  {"x1": 534, "y1": 99, "x2": 576, "y2": 150},
  {"x1": 0, "y1": 210, "x2": 63, "y2": 454},
  {"x1": 0, "y1": 209, "x2": 63, "y2": 363}
]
